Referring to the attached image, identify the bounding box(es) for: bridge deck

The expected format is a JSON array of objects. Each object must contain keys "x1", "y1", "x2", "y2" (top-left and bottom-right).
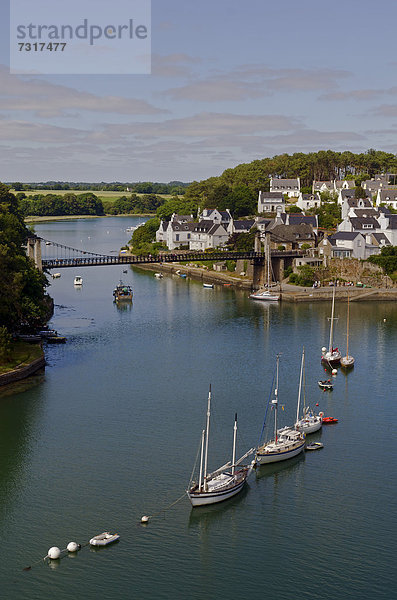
[{"x1": 42, "y1": 250, "x2": 303, "y2": 269}]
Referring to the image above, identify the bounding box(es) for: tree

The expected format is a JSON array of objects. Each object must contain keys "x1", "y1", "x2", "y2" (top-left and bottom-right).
[{"x1": 0, "y1": 326, "x2": 12, "y2": 362}]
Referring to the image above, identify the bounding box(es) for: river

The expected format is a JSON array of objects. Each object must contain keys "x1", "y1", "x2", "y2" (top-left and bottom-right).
[{"x1": 0, "y1": 216, "x2": 396, "y2": 599}]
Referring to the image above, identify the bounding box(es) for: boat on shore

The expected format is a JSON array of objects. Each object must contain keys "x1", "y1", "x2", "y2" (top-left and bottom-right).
[
  {"x1": 186, "y1": 386, "x2": 254, "y2": 507},
  {"x1": 256, "y1": 355, "x2": 305, "y2": 465},
  {"x1": 321, "y1": 285, "x2": 341, "y2": 366},
  {"x1": 113, "y1": 281, "x2": 133, "y2": 303}
]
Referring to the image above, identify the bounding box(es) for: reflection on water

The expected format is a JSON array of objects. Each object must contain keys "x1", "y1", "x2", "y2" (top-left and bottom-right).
[
  {"x1": 0, "y1": 372, "x2": 45, "y2": 399},
  {"x1": 254, "y1": 451, "x2": 305, "y2": 480}
]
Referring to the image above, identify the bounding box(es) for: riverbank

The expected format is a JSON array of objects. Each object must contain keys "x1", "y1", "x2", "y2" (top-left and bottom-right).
[{"x1": 0, "y1": 342, "x2": 45, "y2": 387}]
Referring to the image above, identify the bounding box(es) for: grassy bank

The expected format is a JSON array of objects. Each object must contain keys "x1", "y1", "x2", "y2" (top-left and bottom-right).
[
  {"x1": 17, "y1": 190, "x2": 180, "y2": 205},
  {"x1": 0, "y1": 341, "x2": 43, "y2": 375}
]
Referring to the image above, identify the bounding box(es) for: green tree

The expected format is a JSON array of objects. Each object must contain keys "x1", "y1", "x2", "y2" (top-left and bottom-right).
[{"x1": 0, "y1": 325, "x2": 12, "y2": 361}]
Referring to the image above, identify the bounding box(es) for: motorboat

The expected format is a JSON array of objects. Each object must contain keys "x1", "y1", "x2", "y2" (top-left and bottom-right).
[
  {"x1": 52, "y1": 273, "x2": 61, "y2": 279},
  {"x1": 203, "y1": 283, "x2": 214, "y2": 288},
  {"x1": 89, "y1": 532, "x2": 120, "y2": 546},
  {"x1": 154, "y1": 273, "x2": 163, "y2": 278},
  {"x1": 318, "y1": 380, "x2": 333, "y2": 390},
  {"x1": 305, "y1": 442, "x2": 324, "y2": 451},
  {"x1": 74, "y1": 276, "x2": 83, "y2": 286},
  {"x1": 113, "y1": 281, "x2": 133, "y2": 302},
  {"x1": 186, "y1": 386, "x2": 254, "y2": 507},
  {"x1": 256, "y1": 355, "x2": 305, "y2": 465}
]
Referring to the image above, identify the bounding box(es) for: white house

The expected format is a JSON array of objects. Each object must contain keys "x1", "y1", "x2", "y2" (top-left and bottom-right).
[
  {"x1": 199, "y1": 208, "x2": 232, "y2": 225},
  {"x1": 227, "y1": 218, "x2": 255, "y2": 235},
  {"x1": 337, "y1": 188, "x2": 372, "y2": 206},
  {"x1": 270, "y1": 178, "x2": 300, "y2": 198},
  {"x1": 375, "y1": 189, "x2": 397, "y2": 210},
  {"x1": 189, "y1": 221, "x2": 229, "y2": 251},
  {"x1": 296, "y1": 192, "x2": 321, "y2": 211},
  {"x1": 312, "y1": 180, "x2": 334, "y2": 194},
  {"x1": 328, "y1": 232, "x2": 379, "y2": 260},
  {"x1": 257, "y1": 191, "x2": 285, "y2": 213},
  {"x1": 341, "y1": 197, "x2": 373, "y2": 220},
  {"x1": 156, "y1": 213, "x2": 194, "y2": 249}
]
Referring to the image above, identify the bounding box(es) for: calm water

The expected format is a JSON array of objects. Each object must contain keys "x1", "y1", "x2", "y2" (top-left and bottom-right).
[{"x1": 1, "y1": 216, "x2": 396, "y2": 599}]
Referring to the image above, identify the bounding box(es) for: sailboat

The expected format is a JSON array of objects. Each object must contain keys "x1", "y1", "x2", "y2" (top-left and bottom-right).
[
  {"x1": 340, "y1": 294, "x2": 355, "y2": 369},
  {"x1": 321, "y1": 285, "x2": 341, "y2": 366},
  {"x1": 295, "y1": 348, "x2": 323, "y2": 434},
  {"x1": 250, "y1": 236, "x2": 280, "y2": 301},
  {"x1": 256, "y1": 355, "x2": 305, "y2": 465},
  {"x1": 187, "y1": 386, "x2": 255, "y2": 507}
]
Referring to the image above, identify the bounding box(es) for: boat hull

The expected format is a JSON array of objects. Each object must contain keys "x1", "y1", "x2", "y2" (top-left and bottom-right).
[
  {"x1": 256, "y1": 441, "x2": 305, "y2": 464},
  {"x1": 249, "y1": 292, "x2": 280, "y2": 301},
  {"x1": 187, "y1": 477, "x2": 247, "y2": 506},
  {"x1": 296, "y1": 417, "x2": 322, "y2": 434},
  {"x1": 340, "y1": 356, "x2": 355, "y2": 369}
]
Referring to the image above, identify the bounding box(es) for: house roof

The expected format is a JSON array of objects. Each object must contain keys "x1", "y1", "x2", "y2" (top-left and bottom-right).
[
  {"x1": 372, "y1": 232, "x2": 391, "y2": 245},
  {"x1": 270, "y1": 223, "x2": 315, "y2": 243},
  {"x1": 300, "y1": 193, "x2": 319, "y2": 200},
  {"x1": 378, "y1": 190, "x2": 397, "y2": 202},
  {"x1": 259, "y1": 191, "x2": 285, "y2": 200},
  {"x1": 313, "y1": 180, "x2": 333, "y2": 189},
  {"x1": 353, "y1": 208, "x2": 379, "y2": 218},
  {"x1": 349, "y1": 216, "x2": 380, "y2": 229},
  {"x1": 286, "y1": 214, "x2": 318, "y2": 227},
  {"x1": 208, "y1": 224, "x2": 228, "y2": 236},
  {"x1": 170, "y1": 221, "x2": 195, "y2": 231},
  {"x1": 386, "y1": 215, "x2": 397, "y2": 230},
  {"x1": 345, "y1": 196, "x2": 372, "y2": 207},
  {"x1": 271, "y1": 178, "x2": 299, "y2": 187},
  {"x1": 335, "y1": 180, "x2": 355, "y2": 189},
  {"x1": 233, "y1": 219, "x2": 255, "y2": 231},
  {"x1": 193, "y1": 220, "x2": 214, "y2": 232},
  {"x1": 330, "y1": 232, "x2": 362, "y2": 241}
]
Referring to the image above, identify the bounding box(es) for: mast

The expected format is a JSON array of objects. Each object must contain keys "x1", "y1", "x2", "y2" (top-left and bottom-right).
[
  {"x1": 328, "y1": 285, "x2": 336, "y2": 353},
  {"x1": 346, "y1": 294, "x2": 350, "y2": 358},
  {"x1": 296, "y1": 348, "x2": 304, "y2": 425},
  {"x1": 203, "y1": 385, "x2": 211, "y2": 492},
  {"x1": 198, "y1": 429, "x2": 205, "y2": 492},
  {"x1": 273, "y1": 354, "x2": 280, "y2": 443},
  {"x1": 232, "y1": 413, "x2": 237, "y2": 475}
]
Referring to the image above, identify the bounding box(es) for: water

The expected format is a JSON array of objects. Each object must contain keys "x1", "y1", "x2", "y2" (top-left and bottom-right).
[{"x1": 1, "y1": 216, "x2": 396, "y2": 599}]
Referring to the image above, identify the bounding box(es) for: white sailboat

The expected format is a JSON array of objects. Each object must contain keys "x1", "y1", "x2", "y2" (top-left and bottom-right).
[
  {"x1": 256, "y1": 355, "x2": 305, "y2": 465},
  {"x1": 340, "y1": 294, "x2": 355, "y2": 369},
  {"x1": 187, "y1": 386, "x2": 254, "y2": 507},
  {"x1": 295, "y1": 348, "x2": 323, "y2": 434},
  {"x1": 250, "y1": 236, "x2": 280, "y2": 301},
  {"x1": 321, "y1": 285, "x2": 341, "y2": 366}
]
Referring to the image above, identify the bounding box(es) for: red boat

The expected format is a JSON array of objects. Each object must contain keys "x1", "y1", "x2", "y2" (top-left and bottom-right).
[{"x1": 322, "y1": 416, "x2": 338, "y2": 424}]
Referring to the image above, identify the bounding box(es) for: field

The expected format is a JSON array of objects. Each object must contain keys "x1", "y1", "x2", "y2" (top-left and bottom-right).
[{"x1": 15, "y1": 190, "x2": 179, "y2": 204}]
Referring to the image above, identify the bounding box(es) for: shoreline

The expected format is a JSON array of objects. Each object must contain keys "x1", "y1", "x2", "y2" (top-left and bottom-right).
[
  {"x1": 0, "y1": 350, "x2": 45, "y2": 388},
  {"x1": 132, "y1": 262, "x2": 397, "y2": 300}
]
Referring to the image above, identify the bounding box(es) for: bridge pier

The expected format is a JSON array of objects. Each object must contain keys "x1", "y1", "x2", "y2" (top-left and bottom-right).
[{"x1": 27, "y1": 237, "x2": 42, "y2": 271}]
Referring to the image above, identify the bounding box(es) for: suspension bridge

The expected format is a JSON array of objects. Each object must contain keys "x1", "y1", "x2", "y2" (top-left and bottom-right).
[{"x1": 27, "y1": 235, "x2": 303, "y2": 285}]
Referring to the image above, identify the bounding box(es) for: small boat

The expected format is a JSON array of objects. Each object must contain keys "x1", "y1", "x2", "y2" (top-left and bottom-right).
[
  {"x1": 38, "y1": 329, "x2": 58, "y2": 338},
  {"x1": 179, "y1": 273, "x2": 187, "y2": 279},
  {"x1": 186, "y1": 386, "x2": 254, "y2": 507},
  {"x1": 203, "y1": 283, "x2": 214, "y2": 289},
  {"x1": 340, "y1": 294, "x2": 355, "y2": 369},
  {"x1": 113, "y1": 281, "x2": 133, "y2": 302},
  {"x1": 256, "y1": 355, "x2": 305, "y2": 465},
  {"x1": 123, "y1": 269, "x2": 128, "y2": 274},
  {"x1": 322, "y1": 416, "x2": 338, "y2": 424},
  {"x1": 321, "y1": 286, "x2": 341, "y2": 366},
  {"x1": 249, "y1": 290, "x2": 280, "y2": 301},
  {"x1": 52, "y1": 273, "x2": 61, "y2": 279},
  {"x1": 74, "y1": 276, "x2": 83, "y2": 286},
  {"x1": 154, "y1": 273, "x2": 163, "y2": 279},
  {"x1": 318, "y1": 380, "x2": 333, "y2": 390},
  {"x1": 45, "y1": 241, "x2": 51, "y2": 246},
  {"x1": 46, "y1": 336, "x2": 67, "y2": 344},
  {"x1": 295, "y1": 348, "x2": 323, "y2": 434},
  {"x1": 89, "y1": 532, "x2": 120, "y2": 546},
  {"x1": 305, "y1": 442, "x2": 324, "y2": 451}
]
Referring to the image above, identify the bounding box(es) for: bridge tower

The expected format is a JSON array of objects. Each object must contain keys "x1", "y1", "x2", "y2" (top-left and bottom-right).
[{"x1": 27, "y1": 236, "x2": 42, "y2": 271}]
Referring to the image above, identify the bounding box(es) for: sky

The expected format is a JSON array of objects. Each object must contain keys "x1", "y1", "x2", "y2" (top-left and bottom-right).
[{"x1": 1, "y1": 0, "x2": 397, "y2": 183}]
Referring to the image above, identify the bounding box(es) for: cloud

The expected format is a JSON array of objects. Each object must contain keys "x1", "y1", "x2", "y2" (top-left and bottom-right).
[
  {"x1": 372, "y1": 104, "x2": 397, "y2": 117},
  {"x1": 319, "y1": 87, "x2": 397, "y2": 102},
  {"x1": 162, "y1": 65, "x2": 351, "y2": 102},
  {"x1": 0, "y1": 65, "x2": 166, "y2": 117},
  {"x1": 151, "y1": 53, "x2": 201, "y2": 77},
  {"x1": 0, "y1": 119, "x2": 85, "y2": 142}
]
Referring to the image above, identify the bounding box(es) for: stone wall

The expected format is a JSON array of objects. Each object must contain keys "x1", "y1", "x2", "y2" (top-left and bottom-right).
[{"x1": 0, "y1": 355, "x2": 46, "y2": 387}]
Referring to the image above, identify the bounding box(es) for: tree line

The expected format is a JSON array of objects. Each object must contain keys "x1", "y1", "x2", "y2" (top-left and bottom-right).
[
  {"x1": 11, "y1": 180, "x2": 189, "y2": 194},
  {"x1": 0, "y1": 184, "x2": 49, "y2": 334}
]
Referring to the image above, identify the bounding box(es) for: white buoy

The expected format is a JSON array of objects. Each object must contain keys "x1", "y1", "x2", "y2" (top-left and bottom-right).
[
  {"x1": 47, "y1": 546, "x2": 61, "y2": 560},
  {"x1": 321, "y1": 347, "x2": 327, "y2": 353},
  {"x1": 384, "y1": 318, "x2": 387, "y2": 322},
  {"x1": 67, "y1": 542, "x2": 80, "y2": 553},
  {"x1": 332, "y1": 368, "x2": 337, "y2": 375},
  {"x1": 141, "y1": 515, "x2": 150, "y2": 523}
]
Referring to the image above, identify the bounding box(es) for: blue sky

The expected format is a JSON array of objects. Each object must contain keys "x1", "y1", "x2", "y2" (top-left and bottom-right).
[{"x1": 1, "y1": 0, "x2": 397, "y2": 182}]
